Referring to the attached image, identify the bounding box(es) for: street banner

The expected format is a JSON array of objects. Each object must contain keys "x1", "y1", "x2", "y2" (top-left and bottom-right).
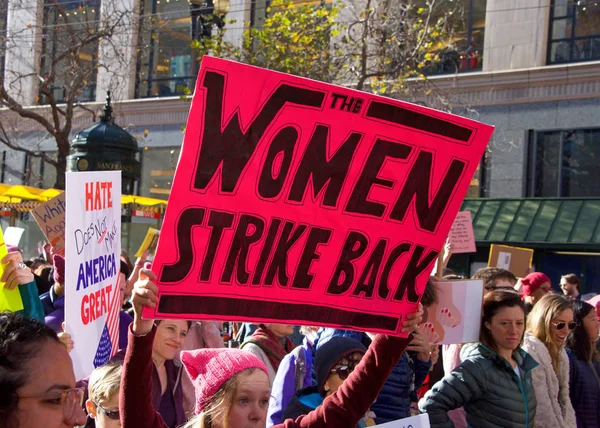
[
  {"x1": 135, "y1": 227, "x2": 160, "y2": 258},
  {"x1": 0, "y1": 228, "x2": 24, "y2": 312},
  {"x1": 421, "y1": 279, "x2": 483, "y2": 345},
  {"x1": 488, "y1": 244, "x2": 533, "y2": 278},
  {"x1": 377, "y1": 414, "x2": 430, "y2": 428},
  {"x1": 143, "y1": 57, "x2": 494, "y2": 336},
  {"x1": 448, "y1": 211, "x2": 476, "y2": 254},
  {"x1": 65, "y1": 171, "x2": 122, "y2": 379},
  {"x1": 31, "y1": 193, "x2": 66, "y2": 255}
]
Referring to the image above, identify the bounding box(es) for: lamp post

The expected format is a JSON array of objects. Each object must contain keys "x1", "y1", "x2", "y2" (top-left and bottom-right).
[
  {"x1": 189, "y1": 0, "x2": 230, "y2": 82},
  {"x1": 66, "y1": 92, "x2": 141, "y2": 196}
]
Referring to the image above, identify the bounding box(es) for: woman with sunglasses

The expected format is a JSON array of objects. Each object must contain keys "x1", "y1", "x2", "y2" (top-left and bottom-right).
[
  {"x1": 419, "y1": 290, "x2": 537, "y2": 427},
  {"x1": 522, "y1": 294, "x2": 577, "y2": 428},
  {"x1": 0, "y1": 312, "x2": 87, "y2": 427},
  {"x1": 566, "y1": 300, "x2": 600, "y2": 427},
  {"x1": 281, "y1": 337, "x2": 370, "y2": 425}
]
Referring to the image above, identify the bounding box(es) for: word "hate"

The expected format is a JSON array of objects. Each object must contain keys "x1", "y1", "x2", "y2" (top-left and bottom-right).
[{"x1": 85, "y1": 181, "x2": 113, "y2": 211}]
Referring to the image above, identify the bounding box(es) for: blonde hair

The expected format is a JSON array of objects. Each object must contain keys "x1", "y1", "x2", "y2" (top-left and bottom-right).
[
  {"x1": 88, "y1": 361, "x2": 122, "y2": 404},
  {"x1": 527, "y1": 294, "x2": 572, "y2": 372},
  {"x1": 182, "y1": 368, "x2": 261, "y2": 428}
]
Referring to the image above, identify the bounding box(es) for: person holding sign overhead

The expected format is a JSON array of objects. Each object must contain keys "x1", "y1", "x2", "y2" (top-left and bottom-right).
[
  {"x1": 119, "y1": 269, "x2": 424, "y2": 428},
  {"x1": 419, "y1": 290, "x2": 537, "y2": 427}
]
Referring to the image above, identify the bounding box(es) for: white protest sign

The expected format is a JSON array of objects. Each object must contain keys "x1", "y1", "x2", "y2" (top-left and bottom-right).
[
  {"x1": 4, "y1": 227, "x2": 25, "y2": 247},
  {"x1": 421, "y1": 280, "x2": 483, "y2": 345},
  {"x1": 65, "y1": 171, "x2": 121, "y2": 380},
  {"x1": 377, "y1": 414, "x2": 430, "y2": 428}
]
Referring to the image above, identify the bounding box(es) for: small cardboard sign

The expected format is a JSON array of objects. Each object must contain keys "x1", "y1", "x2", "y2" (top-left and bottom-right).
[
  {"x1": 0, "y1": 228, "x2": 24, "y2": 312},
  {"x1": 3, "y1": 227, "x2": 25, "y2": 247},
  {"x1": 377, "y1": 414, "x2": 430, "y2": 428},
  {"x1": 488, "y1": 244, "x2": 533, "y2": 278},
  {"x1": 135, "y1": 227, "x2": 160, "y2": 258},
  {"x1": 421, "y1": 279, "x2": 483, "y2": 345},
  {"x1": 448, "y1": 211, "x2": 476, "y2": 254},
  {"x1": 31, "y1": 193, "x2": 66, "y2": 253},
  {"x1": 143, "y1": 57, "x2": 494, "y2": 336}
]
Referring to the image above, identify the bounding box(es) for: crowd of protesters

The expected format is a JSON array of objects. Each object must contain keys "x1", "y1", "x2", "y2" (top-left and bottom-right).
[{"x1": 1, "y1": 238, "x2": 600, "y2": 428}]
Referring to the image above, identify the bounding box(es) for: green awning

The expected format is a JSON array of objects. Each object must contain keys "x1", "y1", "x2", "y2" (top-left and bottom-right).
[{"x1": 461, "y1": 198, "x2": 600, "y2": 251}]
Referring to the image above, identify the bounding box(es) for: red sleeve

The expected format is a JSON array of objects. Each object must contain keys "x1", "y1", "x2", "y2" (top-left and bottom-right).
[
  {"x1": 277, "y1": 334, "x2": 411, "y2": 428},
  {"x1": 120, "y1": 324, "x2": 169, "y2": 428}
]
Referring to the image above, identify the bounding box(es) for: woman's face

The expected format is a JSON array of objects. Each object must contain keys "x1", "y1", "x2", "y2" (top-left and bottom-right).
[
  {"x1": 15, "y1": 340, "x2": 86, "y2": 427},
  {"x1": 226, "y1": 370, "x2": 270, "y2": 428},
  {"x1": 324, "y1": 351, "x2": 365, "y2": 396},
  {"x1": 583, "y1": 309, "x2": 600, "y2": 343},
  {"x1": 153, "y1": 320, "x2": 189, "y2": 361},
  {"x1": 530, "y1": 282, "x2": 552, "y2": 304},
  {"x1": 266, "y1": 324, "x2": 294, "y2": 338},
  {"x1": 549, "y1": 308, "x2": 574, "y2": 347},
  {"x1": 486, "y1": 306, "x2": 525, "y2": 352}
]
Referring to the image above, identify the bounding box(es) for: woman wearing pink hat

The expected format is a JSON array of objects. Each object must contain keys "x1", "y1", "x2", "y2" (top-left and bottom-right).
[
  {"x1": 521, "y1": 272, "x2": 552, "y2": 314},
  {"x1": 119, "y1": 269, "x2": 423, "y2": 428}
]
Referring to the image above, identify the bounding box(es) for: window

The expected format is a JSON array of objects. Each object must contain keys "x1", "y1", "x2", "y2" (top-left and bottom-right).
[
  {"x1": 23, "y1": 153, "x2": 57, "y2": 189},
  {"x1": 528, "y1": 128, "x2": 600, "y2": 197},
  {"x1": 425, "y1": 0, "x2": 486, "y2": 75},
  {"x1": 548, "y1": 0, "x2": 600, "y2": 64},
  {"x1": 136, "y1": 0, "x2": 195, "y2": 98},
  {"x1": 140, "y1": 147, "x2": 181, "y2": 197},
  {"x1": 40, "y1": 0, "x2": 100, "y2": 103}
]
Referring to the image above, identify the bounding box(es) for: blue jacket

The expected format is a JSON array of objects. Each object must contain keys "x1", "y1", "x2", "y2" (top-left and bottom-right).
[
  {"x1": 567, "y1": 349, "x2": 600, "y2": 428},
  {"x1": 314, "y1": 328, "x2": 431, "y2": 423},
  {"x1": 419, "y1": 343, "x2": 538, "y2": 428}
]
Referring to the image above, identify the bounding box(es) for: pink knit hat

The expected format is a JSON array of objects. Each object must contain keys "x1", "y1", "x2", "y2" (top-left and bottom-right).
[
  {"x1": 181, "y1": 348, "x2": 268, "y2": 414},
  {"x1": 53, "y1": 254, "x2": 65, "y2": 285},
  {"x1": 521, "y1": 272, "x2": 551, "y2": 296}
]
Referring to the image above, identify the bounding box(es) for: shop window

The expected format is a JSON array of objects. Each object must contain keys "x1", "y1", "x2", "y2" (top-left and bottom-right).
[
  {"x1": 40, "y1": 0, "x2": 100, "y2": 104},
  {"x1": 136, "y1": 0, "x2": 194, "y2": 98},
  {"x1": 528, "y1": 128, "x2": 600, "y2": 197},
  {"x1": 425, "y1": 0, "x2": 486, "y2": 75},
  {"x1": 140, "y1": 147, "x2": 181, "y2": 197},
  {"x1": 548, "y1": 0, "x2": 600, "y2": 64}
]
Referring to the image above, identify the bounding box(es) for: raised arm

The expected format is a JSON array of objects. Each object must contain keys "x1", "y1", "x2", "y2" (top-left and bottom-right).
[
  {"x1": 119, "y1": 269, "x2": 168, "y2": 428},
  {"x1": 279, "y1": 308, "x2": 422, "y2": 428}
]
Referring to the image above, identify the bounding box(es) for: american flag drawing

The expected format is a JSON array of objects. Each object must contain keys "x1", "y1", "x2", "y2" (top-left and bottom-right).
[{"x1": 93, "y1": 271, "x2": 121, "y2": 367}]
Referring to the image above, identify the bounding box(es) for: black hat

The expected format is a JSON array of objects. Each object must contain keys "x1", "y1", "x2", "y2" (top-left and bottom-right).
[{"x1": 315, "y1": 336, "x2": 367, "y2": 395}]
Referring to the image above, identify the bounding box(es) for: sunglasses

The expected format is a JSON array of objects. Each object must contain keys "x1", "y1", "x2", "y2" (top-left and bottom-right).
[
  {"x1": 94, "y1": 402, "x2": 120, "y2": 420},
  {"x1": 551, "y1": 320, "x2": 578, "y2": 330},
  {"x1": 330, "y1": 364, "x2": 355, "y2": 381}
]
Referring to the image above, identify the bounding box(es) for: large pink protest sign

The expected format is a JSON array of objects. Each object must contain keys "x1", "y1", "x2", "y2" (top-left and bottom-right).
[{"x1": 143, "y1": 57, "x2": 494, "y2": 336}]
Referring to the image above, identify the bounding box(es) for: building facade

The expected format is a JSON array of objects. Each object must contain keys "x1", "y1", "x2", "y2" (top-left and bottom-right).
[{"x1": 1, "y1": 0, "x2": 600, "y2": 286}]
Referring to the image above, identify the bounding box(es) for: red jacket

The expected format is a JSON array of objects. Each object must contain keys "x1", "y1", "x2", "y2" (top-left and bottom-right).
[{"x1": 120, "y1": 325, "x2": 410, "y2": 428}]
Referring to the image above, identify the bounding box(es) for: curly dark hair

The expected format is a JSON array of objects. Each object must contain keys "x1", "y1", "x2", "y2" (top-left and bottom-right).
[{"x1": 0, "y1": 313, "x2": 60, "y2": 427}]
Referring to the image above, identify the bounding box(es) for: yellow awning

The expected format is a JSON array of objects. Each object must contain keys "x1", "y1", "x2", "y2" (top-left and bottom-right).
[{"x1": 0, "y1": 185, "x2": 168, "y2": 205}]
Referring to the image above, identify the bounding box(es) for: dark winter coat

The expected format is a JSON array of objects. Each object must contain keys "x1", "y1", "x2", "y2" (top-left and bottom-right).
[
  {"x1": 567, "y1": 349, "x2": 600, "y2": 428},
  {"x1": 419, "y1": 343, "x2": 538, "y2": 428},
  {"x1": 314, "y1": 327, "x2": 431, "y2": 423},
  {"x1": 282, "y1": 386, "x2": 321, "y2": 422}
]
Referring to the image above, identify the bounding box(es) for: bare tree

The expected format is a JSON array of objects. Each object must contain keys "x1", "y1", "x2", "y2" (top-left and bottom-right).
[{"x1": 0, "y1": 0, "x2": 134, "y2": 189}]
